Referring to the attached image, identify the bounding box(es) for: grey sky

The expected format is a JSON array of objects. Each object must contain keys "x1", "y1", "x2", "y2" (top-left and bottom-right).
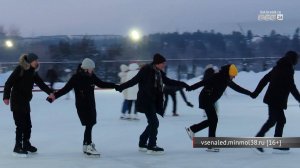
[{"x1": 0, "y1": 0, "x2": 299, "y2": 37}]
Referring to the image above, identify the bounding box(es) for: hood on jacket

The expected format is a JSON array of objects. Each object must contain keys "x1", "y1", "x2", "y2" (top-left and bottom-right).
[
  {"x1": 277, "y1": 51, "x2": 299, "y2": 67},
  {"x1": 128, "y1": 63, "x2": 139, "y2": 71},
  {"x1": 19, "y1": 54, "x2": 32, "y2": 70},
  {"x1": 120, "y1": 64, "x2": 129, "y2": 72}
]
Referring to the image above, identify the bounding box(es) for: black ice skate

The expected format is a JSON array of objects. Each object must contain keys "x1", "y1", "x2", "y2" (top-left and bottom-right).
[
  {"x1": 146, "y1": 146, "x2": 164, "y2": 155},
  {"x1": 13, "y1": 142, "x2": 28, "y2": 157},
  {"x1": 23, "y1": 141, "x2": 37, "y2": 153},
  {"x1": 273, "y1": 148, "x2": 290, "y2": 154}
]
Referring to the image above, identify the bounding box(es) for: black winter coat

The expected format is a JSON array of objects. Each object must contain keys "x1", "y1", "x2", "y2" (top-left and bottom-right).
[
  {"x1": 119, "y1": 64, "x2": 188, "y2": 116},
  {"x1": 253, "y1": 56, "x2": 300, "y2": 109},
  {"x1": 54, "y1": 68, "x2": 116, "y2": 126},
  {"x1": 190, "y1": 64, "x2": 251, "y2": 109},
  {"x1": 3, "y1": 65, "x2": 52, "y2": 113}
]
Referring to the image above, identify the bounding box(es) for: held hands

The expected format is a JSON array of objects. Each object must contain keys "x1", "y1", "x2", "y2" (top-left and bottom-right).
[
  {"x1": 47, "y1": 93, "x2": 56, "y2": 103},
  {"x1": 115, "y1": 85, "x2": 123, "y2": 92},
  {"x1": 186, "y1": 86, "x2": 193, "y2": 92},
  {"x1": 250, "y1": 92, "x2": 258, "y2": 99},
  {"x1": 3, "y1": 99, "x2": 9, "y2": 105}
]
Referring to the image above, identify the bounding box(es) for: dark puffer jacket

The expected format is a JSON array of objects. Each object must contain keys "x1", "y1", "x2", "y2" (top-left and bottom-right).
[
  {"x1": 54, "y1": 65, "x2": 117, "y2": 126},
  {"x1": 189, "y1": 64, "x2": 251, "y2": 109},
  {"x1": 253, "y1": 53, "x2": 300, "y2": 109},
  {"x1": 119, "y1": 64, "x2": 188, "y2": 116},
  {"x1": 3, "y1": 55, "x2": 53, "y2": 113}
]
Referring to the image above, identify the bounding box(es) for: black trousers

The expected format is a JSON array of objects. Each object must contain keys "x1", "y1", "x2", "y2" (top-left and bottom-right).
[
  {"x1": 163, "y1": 93, "x2": 177, "y2": 114},
  {"x1": 139, "y1": 111, "x2": 159, "y2": 147},
  {"x1": 83, "y1": 124, "x2": 94, "y2": 145},
  {"x1": 13, "y1": 112, "x2": 32, "y2": 142},
  {"x1": 256, "y1": 106, "x2": 286, "y2": 137},
  {"x1": 190, "y1": 105, "x2": 218, "y2": 137}
]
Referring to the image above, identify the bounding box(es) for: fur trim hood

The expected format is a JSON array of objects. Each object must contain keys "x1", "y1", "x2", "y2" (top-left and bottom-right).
[
  {"x1": 19, "y1": 54, "x2": 39, "y2": 71},
  {"x1": 19, "y1": 54, "x2": 31, "y2": 70}
]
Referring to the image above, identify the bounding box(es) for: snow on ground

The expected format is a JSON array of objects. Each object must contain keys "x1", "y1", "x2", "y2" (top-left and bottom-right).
[{"x1": 0, "y1": 70, "x2": 300, "y2": 168}]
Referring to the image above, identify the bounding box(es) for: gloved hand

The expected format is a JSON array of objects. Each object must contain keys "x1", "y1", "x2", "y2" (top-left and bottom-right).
[
  {"x1": 115, "y1": 85, "x2": 123, "y2": 92},
  {"x1": 186, "y1": 86, "x2": 192, "y2": 92},
  {"x1": 186, "y1": 102, "x2": 194, "y2": 107},
  {"x1": 250, "y1": 92, "x2": 258, "y2": 99},
  {"x1": 182, "y1": 82, "x2": 189, "y2": 89}
]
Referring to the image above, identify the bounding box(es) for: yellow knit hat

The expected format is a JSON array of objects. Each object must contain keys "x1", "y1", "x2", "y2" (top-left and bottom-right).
[{"x1": 229, "y1": 64, "x2": 238, "y2": 77}]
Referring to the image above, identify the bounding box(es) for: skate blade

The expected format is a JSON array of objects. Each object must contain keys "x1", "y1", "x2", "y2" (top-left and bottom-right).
[
  {"x1": 12, "y1": 152, "x2": 28, "y2": 158},
  {"x1": 206, "y1": 149, "x2": 220, "y2": 152},
  {"x1": 139, "y1": 148, "x2": 147, "y2": 152},
  {"x1": 146, "y1": 150, "x2": 164, "y2": 155},
  {"x1": 84, "y1": 153, "x2": 101, "y2": 158},
  {"x1": 272, "y1": 149, "x2": 290, "y2": 154}
]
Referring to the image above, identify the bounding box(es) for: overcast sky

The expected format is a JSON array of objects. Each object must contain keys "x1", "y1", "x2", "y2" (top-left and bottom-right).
[{"x1": 0, "y1": 0, "x2": 299, "y2": 37}]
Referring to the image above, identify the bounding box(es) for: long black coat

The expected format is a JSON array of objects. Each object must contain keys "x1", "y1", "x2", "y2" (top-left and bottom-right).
[
  {"x1": 119, "y1": 64, "x2": 187, "y2": 116},
  {"x1": 54, "y1": 67, "x2": 116, "y2": 126},
  {"x1": 253, "y1": 56, "x2": 300, "y2": 109},
  {"x1": 189, "y1": 64, "x2": 251, "y2": 109},
  {"x1": 3, "y1": 64, "x2": 52, "y2": 113}
]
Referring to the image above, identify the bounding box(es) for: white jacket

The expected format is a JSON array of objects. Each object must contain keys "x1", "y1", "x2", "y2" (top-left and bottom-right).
[
  {"x1": 124, "y1": 63, "x2": 139, "y2": 100},
  {"x1": 118, "y1": 64, "x2": 129, "y2": 84},
  {"x1": 118, "y1": 64, "x2": 129, "y2": 98}
]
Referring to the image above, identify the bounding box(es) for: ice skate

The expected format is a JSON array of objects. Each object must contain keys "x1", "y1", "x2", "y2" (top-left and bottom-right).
[
  {"x1": 273, "y1": 148, "x2": 290, "y2": 154},
  {"x1": 146, "y1": 146, "x2": 164, "y2": 155},
  {"x1": 13, "y1": 142, "x2": 28, "y2": 158},
  {"x1": 84, "y1": 143, "x2": 100, "y2": 157},
  {"x1": 185, "y1": 127, "x2": 194, "y2": 140},
  {"x1": 23, "y1": 141, "x2": 37, "y2": 153},
  {"x1": 138, "y1": 144, "x2": 148, "y2": 152}
]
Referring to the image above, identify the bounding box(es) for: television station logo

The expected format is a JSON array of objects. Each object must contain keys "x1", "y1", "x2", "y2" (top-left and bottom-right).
[{"x1": 258, "y1": 10, "x2": 283, "y2": 21}]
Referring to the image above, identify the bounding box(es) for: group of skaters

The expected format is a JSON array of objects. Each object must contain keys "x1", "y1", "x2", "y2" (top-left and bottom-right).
[{"x1": 2, "y1": 51, "x2": 300, "y2": 157}]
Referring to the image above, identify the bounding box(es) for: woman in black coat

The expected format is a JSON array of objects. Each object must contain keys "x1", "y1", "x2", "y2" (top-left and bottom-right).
[
  {"x1": 185, "y1": 64, "x2": 252, "y2": 151},
  {"x1": 252, "y1": 51, "x2": 300, "y2": 153},
  {"x1": 3, "y1": 53, "x2": 54, "y2": 156},
  {"x1": 117, "y1": 53, "x2": 189, "y2": 154},
  {"x1": 50, "y1": 58, "x2": 117, "y2": 156}
]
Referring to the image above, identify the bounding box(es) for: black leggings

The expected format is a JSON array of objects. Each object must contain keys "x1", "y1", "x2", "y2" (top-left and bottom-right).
[
  {"x1": 256, "y1": 106, "x2": 286, "y2": 137},
  {"x1": 190, "y1": 105, "x2": 218, "y2": 137},
  {"x1": 83, "y1": 124, "x2": 94, "y2": 145}
]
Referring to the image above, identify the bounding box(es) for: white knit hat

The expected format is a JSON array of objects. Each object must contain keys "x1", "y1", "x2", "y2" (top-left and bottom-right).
[{"x1": 81, "y1": 58, "x2": 95, "y2": 69}]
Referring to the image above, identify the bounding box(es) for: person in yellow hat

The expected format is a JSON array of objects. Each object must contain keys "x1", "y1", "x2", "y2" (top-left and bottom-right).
[{"x1": 185, "y1": 64, "x2": 252, "y2": 152}]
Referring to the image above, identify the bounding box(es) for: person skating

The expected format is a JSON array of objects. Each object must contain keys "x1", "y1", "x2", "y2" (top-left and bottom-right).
[
  {"x1": 201, "y1": 64, "x2": 218, "y2": 118},
  {"x1": 118, "y1": 64, "x2": 130, "y2": 119},
  {"x1": 123, "y1": 63, "x2": 140, "y2": 120},
  {"x1": 48, "y1": 58, "x2": 118, "y2": 157},
  {"x1": 251, "y1": 51, "x2": 300, "y2": 153},
  {"x1": 3, "y1": 53, "x2": 55, "y2": 157},
  {"x1": 185, "y1": 64, "x2": 252, "y2": 152},
  {"x1": 116, "y1": 53, "x2": 189, "y2": 155},
  {"x1": 163, "y1": 85, "x2": 193, "y2": 116}
]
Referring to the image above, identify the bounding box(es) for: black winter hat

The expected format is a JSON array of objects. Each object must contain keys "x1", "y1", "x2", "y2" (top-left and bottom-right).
[
  {"x1": 277, "y1": 51, "x2": 299, "y2": 66},
  {"x1": 26, "y1": 53, "x2": 39, "y2": 63},
  {"x1": 152, "y1": 53, "x2": 166, "y2": 64}
]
